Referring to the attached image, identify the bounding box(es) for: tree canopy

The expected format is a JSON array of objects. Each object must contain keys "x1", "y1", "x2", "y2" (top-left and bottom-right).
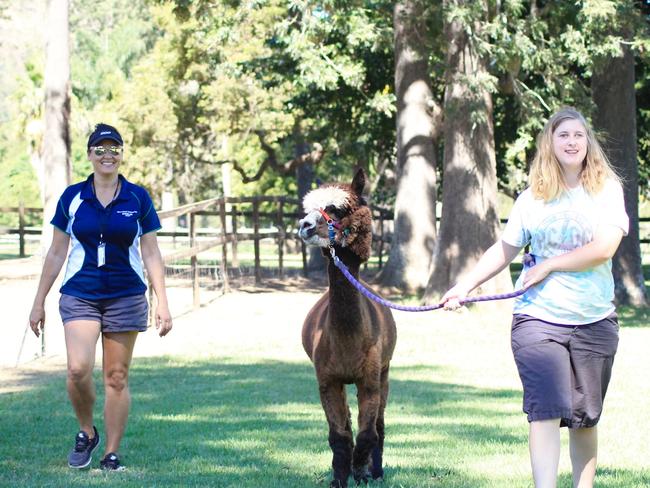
[
  {"x1": 1, "y1": 1, "x2": 648, "y2": 207},
  {"x1": 1, "y1": 1, "x2": 648, "y2": 205}
]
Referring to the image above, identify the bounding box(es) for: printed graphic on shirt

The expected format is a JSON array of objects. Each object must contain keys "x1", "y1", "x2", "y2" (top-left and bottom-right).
[
  {"x1": 533, "y1": 211, "x2": 592, "y2": 257},
  {"x1": 117, "y1": 210, "x2": 138, "y2": 218},
  {"x1": 501, "y1": 181, "x2": 628, "y2": 325}
]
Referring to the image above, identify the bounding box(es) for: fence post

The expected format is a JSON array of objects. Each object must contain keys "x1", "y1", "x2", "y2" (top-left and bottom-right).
[
  {"x1": 219, "y1": 199, "x2": 230, "y2": 293},
  {"x1": 252, "y1": 198, "x2": 261, "y2": 284},
  {"x1": 230, "y1": 204, "x2": 239, "y2": 267},
  {"x1": 18, "y1": 201, "x2": 26, "y2": 257},
  {"x1": 190, "y1": 212, "x2": 200, "y2": 309},
  {"x1": 277, "y1": 199, "x2": 284, "y2": 279},
  {"x1": 301, "y1": 241, "x2": 307, "y2": 277}
]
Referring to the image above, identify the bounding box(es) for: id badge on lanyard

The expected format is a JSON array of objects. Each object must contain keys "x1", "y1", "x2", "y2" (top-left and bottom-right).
[
  {"x1": 98, "y1": 211, "x2": 110, "y2": 268},
  {"x1": 94, "y1": 179, "x2": 119, "y2": 268},
  {"x1": 98, "y1": 241, "x2": 106, "y2": 267}
]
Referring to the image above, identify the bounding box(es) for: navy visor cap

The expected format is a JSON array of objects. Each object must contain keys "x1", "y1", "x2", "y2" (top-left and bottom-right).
[{"x1": 87, "y1": 123, "x2": 123, "y2": 149}]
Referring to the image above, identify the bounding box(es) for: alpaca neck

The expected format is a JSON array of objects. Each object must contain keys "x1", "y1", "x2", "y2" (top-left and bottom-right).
[{"x1": 326, "y1": 247, "x2": 365, "y2": 332}]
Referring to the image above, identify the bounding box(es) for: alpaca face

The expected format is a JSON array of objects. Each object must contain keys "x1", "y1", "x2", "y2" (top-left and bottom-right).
[
  {"x1": 298, "y1": 185, "x2": 353, "y2": 248},
  {"x1": 298, "y1": 169, "x2": 373, "y2": 261}
]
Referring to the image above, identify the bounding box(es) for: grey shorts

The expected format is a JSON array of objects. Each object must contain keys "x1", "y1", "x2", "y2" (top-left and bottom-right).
[
  {"x1": 511, "y1": 313, "x2": 619, "y2": 428},
  {"x1": 59, "y1": 294, "x2": 149, "y2": 333}
]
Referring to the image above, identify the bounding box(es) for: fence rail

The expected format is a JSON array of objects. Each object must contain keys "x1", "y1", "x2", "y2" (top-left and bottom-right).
[
  {"x1": 5, "y1": 202, "x2": 650, "y2": 311},
  {"x1": 6, "y1": 203, "x2": 650, "y2": 255},
  {"x1": 7, "y1": 205, "x2": 650, "y2": 245},
  {"x1": 0, "y1": 198, "x2": 393, "y2": 311},
  {"x1": 0, "y1": 205, "x2": 42, "y2": 257},
  {"x1": 154, "y1": 195, "x2": 394, "y2": 312}
]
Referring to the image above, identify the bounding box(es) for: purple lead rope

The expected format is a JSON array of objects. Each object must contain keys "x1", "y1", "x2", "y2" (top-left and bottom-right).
[{"x1": 332, "y1": 255, "x2": 527, "y2": 312}]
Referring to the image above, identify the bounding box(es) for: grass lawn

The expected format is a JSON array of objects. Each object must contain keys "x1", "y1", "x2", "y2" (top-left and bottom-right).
[{"x1": 1, "y1": 293, "x2": 649, "y2": 488}]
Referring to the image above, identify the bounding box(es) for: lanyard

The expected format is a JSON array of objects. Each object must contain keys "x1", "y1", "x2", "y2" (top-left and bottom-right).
[{"x1": 92, "y1": 180, "x2": 119, "y2": 244}]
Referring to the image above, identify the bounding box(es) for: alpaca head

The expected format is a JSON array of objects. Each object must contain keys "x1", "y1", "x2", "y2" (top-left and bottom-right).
[{"x1": 298, "y1": 168, "x2": 373, "y2": 261}]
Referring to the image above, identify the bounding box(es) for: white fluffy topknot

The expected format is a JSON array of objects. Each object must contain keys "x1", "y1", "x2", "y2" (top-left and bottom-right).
[{"x1": 302, "y1": 186, "x2": 351, "y2": 214}]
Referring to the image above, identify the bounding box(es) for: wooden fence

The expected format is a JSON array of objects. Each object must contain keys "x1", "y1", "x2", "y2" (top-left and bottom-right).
[
  {"x1": 154, "y1": 195, "x2": 393, "y2": 309},
  {"x1": 157, "y1": 195, "x2": 303, "y2": 308},
  {"x1": 0, "y1": 204, "x2": 43, "y2": 257},
  {"x1": 0, "y1": 198, "x2": 392, "y2": 310},
  {"x1": 4, "y1": 202, "x2": 650, "y2": 312},
  {"x1": 6, "y1": 202, "x2": 650, "y2": 260}
]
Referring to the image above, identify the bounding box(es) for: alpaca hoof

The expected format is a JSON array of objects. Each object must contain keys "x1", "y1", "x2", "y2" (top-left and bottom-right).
[
  {"x1": 353, "y1": 467, "x2": 370, "y2": 484},
  {"x1": 371, "y1": 466, "x2": 384, "y2": 480},
  {"x1": 330, "y1": 479, "x2": 347, "y2": 488}
]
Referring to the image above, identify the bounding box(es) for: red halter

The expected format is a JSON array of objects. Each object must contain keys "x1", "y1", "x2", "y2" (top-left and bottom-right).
[{"x1": 318, "y1": 208, "x2": 342, "y2": 229}]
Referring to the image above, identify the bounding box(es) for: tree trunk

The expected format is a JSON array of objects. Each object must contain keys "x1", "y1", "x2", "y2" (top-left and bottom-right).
[
  {"x1": 294, "y1": 127, "x2": 324, "y2": 271},
  {"x1": 378, "y1": 0, "x2": 439, "y2": 292},
  {"x1": 592, "y1": 40, "x2": 647, "y2": 306},
  {"x1": 40, "y1": 0, "x2": 71, "y2": 256},
  {"x1": 423, "y1": 0, "x2": 511, "y2": 301}
]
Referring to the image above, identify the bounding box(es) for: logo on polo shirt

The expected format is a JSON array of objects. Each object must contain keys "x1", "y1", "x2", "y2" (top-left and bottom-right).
[{"x1": 117, "y1": 210, "x2": 139, "y2": 217}]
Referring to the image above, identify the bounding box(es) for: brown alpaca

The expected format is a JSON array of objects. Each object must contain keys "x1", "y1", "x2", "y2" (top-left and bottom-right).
[{"x1": 298, "y1": 169, "x2": 397, "y2": 488}]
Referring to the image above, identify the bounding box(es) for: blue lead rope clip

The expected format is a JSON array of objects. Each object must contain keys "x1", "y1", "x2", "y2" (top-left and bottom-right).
[
  {"x1": 327, "y1": 221, "x2": 336, "y2": 246},
  {"x1": 523, "y1": 253, "x2": 536, "y2": 269}
]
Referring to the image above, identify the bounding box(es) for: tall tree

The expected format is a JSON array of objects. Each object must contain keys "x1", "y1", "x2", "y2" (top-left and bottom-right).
[
  {"x1": 130, "y1": 1, "x2": 394, "y2": 203},
  {"x1": 591, "y1": 11, "x2": 647, "y2": 306},
  {"x1": 40, "y1": 0, "x2": 71, "y2": 255},
  {"x1": 294, "y1": 123, "x2": 325, "y2": 271},
  {"x1": 379, "y1": 0, "x2": 440, "y2": 292},
  {"x1": 424, "y1": 0, "x2": 511, "y2": 300}
]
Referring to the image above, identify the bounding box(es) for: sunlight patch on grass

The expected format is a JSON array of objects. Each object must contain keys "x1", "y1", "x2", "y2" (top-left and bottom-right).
[
  {"x1": 390, "y1": 431, "x2": 447, "y2": 444},
  {"x1": 207, "y1": 438, "x2": 270, "y2": 450},
  {"x1": 256, "y1": 403, "x2": 326, "y2": 418},
  {"x1": 145, "y1": 412, "x2": 212, "y2": 423},
  {"x1": 387, "y1": 413, "x2": 444, "y2": 426}
]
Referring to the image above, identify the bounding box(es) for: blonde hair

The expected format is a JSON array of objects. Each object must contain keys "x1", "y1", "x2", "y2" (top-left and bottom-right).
[{"x1": 529, "y1": 107, "x2": 620, "y2": 201}]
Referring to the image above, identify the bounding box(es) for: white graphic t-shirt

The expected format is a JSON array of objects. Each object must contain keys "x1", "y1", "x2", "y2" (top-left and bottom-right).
[{"x1": 502, "y1": 179, "x2": 629, "y2": 325}]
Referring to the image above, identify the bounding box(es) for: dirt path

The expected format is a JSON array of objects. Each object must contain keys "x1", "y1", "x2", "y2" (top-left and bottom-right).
[
  {"x1": 0, "y1": 282, "x2": 325, "y2": 393},
  {"x1": 0, "y1": 261, "x2": 516, "y2": 397},
  {"x1": 1, "y1": 268, "x2": 326, "y2": 369}
]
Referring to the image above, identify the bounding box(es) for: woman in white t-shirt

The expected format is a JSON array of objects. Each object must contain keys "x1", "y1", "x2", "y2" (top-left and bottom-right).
[{"x1": 442, "y1": 107, "x2": 628, "y2": 488}]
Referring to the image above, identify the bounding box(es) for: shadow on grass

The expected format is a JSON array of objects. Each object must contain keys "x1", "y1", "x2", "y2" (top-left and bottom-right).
[
  {"x1": 1, "y1": 359, "x2": 648, "y2": 487},
  {"x1": 558, "y1": 467, "x2": 650, "y2": 488},
  {"x1": 616, "y1": 305, "x2": 650, "y2": 328}
]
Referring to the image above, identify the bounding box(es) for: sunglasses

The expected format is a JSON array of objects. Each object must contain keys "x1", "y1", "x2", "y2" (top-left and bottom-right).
[{"x1": 91, "y1": 146, "x2": 123, "y2": 157}]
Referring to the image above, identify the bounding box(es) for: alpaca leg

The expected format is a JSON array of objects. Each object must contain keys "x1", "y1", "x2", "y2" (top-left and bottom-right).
[
  {"x1": 319, "y1": 381, "x2": 353, "y2": 488},
  {"x1": 352, "y1": 383, "x2": 381, "y2": 484},
  {"x1": 370, "y1": 368, "x2": 389, "y2": 480}
]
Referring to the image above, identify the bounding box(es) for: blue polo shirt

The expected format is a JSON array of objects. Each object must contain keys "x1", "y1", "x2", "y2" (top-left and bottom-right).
[{"x1": 51, "y1": 174, "x2": 162, "y2": 300}]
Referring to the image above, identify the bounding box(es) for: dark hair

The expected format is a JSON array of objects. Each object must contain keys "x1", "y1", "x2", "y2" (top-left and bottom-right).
[{"x1": 87, "y1": 123, "x2": 123, "y2": 150}]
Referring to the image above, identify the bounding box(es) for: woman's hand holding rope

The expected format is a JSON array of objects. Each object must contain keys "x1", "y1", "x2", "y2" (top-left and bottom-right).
[{"x1": 441, "y1": 283, "x2": 472, "y2": 311}]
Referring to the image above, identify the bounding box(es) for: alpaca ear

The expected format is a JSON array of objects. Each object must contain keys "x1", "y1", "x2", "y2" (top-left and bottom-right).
[
  {"x1": 351, "y1": 168, "x2": 367, "y2": 197},
  {"x1": 339, "y1": 206, "x2": 372, "y2": 261}
]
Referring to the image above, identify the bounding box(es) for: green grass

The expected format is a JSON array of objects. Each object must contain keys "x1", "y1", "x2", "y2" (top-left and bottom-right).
[
  {"x1": 2, "y1": 361, "x2": 525, "y2": 488},
  {"x1": 1, "y1": 305, "x2": 649, "y2": 488}
]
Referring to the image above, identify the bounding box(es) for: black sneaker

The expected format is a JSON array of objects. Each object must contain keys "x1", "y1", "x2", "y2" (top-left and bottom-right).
[
  {"x1": 67, "y1": 426, "x2": 99, "y2": 469},
  {"x1": 100, "y1": 452, "x2": 126, "y2": 471}
]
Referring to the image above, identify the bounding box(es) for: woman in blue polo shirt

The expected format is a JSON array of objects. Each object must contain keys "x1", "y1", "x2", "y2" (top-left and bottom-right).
[{"x1": 29, "y1": 123, "x2": 172, "y2": 471}]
